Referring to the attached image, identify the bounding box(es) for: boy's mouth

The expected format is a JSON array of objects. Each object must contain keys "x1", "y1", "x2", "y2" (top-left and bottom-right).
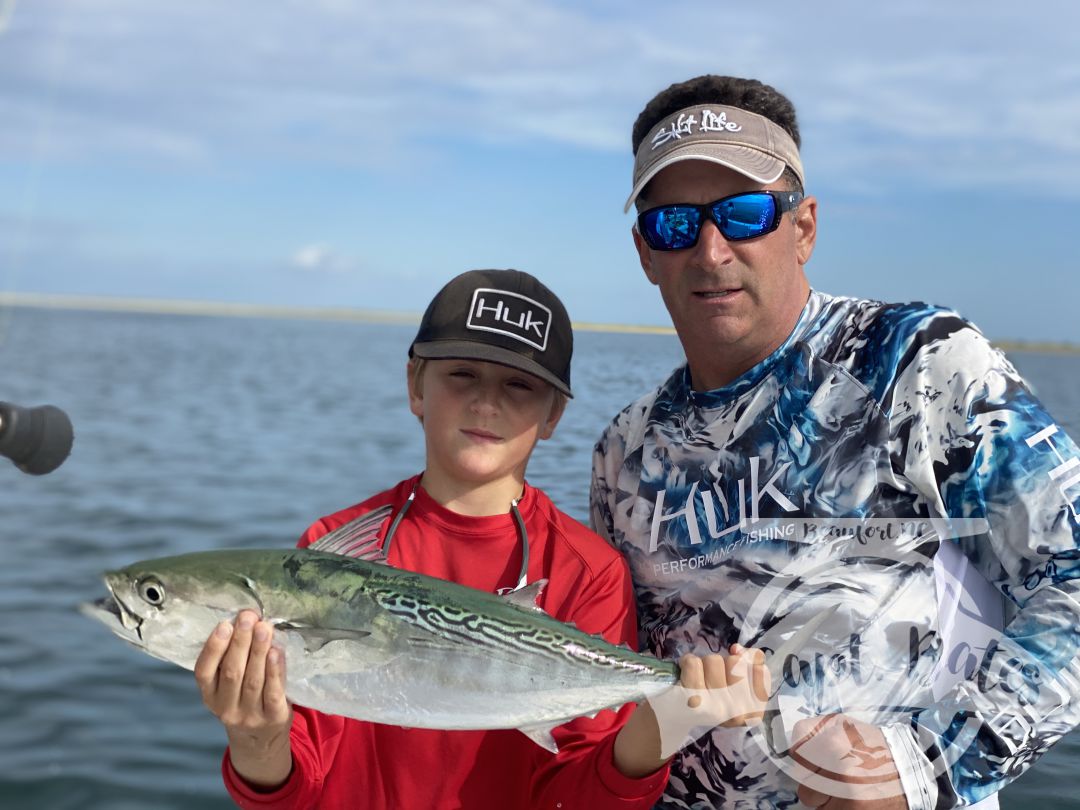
[{"x1": 462, "y1": 428, "x2": 501, "y2": 442}]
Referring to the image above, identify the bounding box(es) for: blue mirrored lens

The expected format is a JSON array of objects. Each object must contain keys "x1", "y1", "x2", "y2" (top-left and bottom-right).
[
  {"x1": 642, "y1": 206, "x2": 703, "y2": 250},
  {"x1": 713, "y1": 193, "x2": 777, "y2": 240},
  {"x1": 639, "y1": 192, "x2": 788, "y2": 249}
]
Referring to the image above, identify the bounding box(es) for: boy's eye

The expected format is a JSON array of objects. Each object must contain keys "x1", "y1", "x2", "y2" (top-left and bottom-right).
[{"x1": 507, "y1": 378, "x2": 534, "y2": 391}]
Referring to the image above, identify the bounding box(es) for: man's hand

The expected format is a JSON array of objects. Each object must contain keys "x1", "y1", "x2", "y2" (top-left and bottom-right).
[
  {"x1": 613, "y1": 644, "x2": 770, "y2": 777},
  {"x1": 789, "y1": 714, "x2": 907, "y2": 809},
  {"x1": 194, "y1": 610, "x2": 293, "y2": 789}
]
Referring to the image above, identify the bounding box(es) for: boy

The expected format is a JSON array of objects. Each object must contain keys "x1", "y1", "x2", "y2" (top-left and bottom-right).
[{"x1": 194, "y1": 269, "x2": 703, "y2": 809}]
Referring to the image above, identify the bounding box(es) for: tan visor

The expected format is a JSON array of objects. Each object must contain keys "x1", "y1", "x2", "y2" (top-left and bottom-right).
[{"x1": 626, "y1": 104, "x2": 804, "y2": 213}]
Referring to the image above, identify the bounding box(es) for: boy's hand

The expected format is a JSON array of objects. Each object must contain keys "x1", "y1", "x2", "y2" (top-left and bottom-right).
[
  {"x1": 194, "y1": 610, "x2": 293, "y2": 789},
  {"x1": 614, "y1": 644, "x2": 770, "y2": 777},
  {"x1": 676, "y1": 644, "x2": 769, "y2": 728},
  {"x1": 649, "y1": 644, "x2": 770, "y2": 758}
]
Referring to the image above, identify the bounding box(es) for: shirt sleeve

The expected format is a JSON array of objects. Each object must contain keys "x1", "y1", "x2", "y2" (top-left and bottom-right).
[
  {"x1": 222, "y1": 707, "x2": 347, "y2": 809},
  {"x1": 527, "y1": 555, "x2": 671, "y2": 808},
  {"x1": 591, "y1": 397, "x2": 647, "y2": 548},
  {"x1": 590, "y1": 422, "x2": 620, "y2": 544},
  {"x1": 883, "y1": 315, "x2": 1080, "y2": 806}
]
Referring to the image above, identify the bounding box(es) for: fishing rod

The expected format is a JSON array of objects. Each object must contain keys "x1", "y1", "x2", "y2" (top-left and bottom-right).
[{"x1": 0, "y1": 400, "x2": 73, "y2": 475}]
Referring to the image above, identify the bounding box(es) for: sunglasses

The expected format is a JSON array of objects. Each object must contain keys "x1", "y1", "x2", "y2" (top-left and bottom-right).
[{"x1": 637, "y1": 190, "x2": 804, "y2": 250}]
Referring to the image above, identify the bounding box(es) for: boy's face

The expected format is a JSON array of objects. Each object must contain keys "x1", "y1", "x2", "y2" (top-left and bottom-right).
[{"x1": 408, "y1": 358, "x2": 565, "y2": 488}]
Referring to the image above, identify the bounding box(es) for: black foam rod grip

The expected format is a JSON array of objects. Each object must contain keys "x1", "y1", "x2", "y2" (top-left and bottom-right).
[{"x1": 0, "y1": 401, "x2": 75, "y2": 475}]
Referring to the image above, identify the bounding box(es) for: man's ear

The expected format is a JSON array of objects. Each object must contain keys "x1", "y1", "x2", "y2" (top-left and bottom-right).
[
  {"x1": 406, "y1": 360, "x2": 424, "y2": 421},
  {"x1": 794, "y1": 195, "x2": 818, "y2": 267},
  {"x1": 633, "y1": 225, "x2": 659, "y2": 286},
  {"x1": 538, "y1": 393, "x2": 567, "y2": 441}
]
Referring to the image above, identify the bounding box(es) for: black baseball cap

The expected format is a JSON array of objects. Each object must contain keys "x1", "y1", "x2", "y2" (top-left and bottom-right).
[{"x1": 409, "y1": 269, "x2": 573, "y2": 397}]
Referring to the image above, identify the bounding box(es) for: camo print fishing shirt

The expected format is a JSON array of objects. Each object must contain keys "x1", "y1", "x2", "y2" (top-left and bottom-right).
[{"x1": 590, "y1": 290, "x2": 1080, "y2": 809}]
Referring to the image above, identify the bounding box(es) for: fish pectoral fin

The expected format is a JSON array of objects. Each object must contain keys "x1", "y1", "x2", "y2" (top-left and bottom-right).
[
  {"x1": 274, "y1": 621, "x2": 372, "y2": 653},
  {"x1": 517, "y1": 722, "x2": 561, "y2": 753}
]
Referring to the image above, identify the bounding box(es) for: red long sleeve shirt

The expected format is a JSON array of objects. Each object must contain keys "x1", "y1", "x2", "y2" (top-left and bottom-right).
[{"x1": 222, "y1": 476, "x2": 669, "y2": 809}]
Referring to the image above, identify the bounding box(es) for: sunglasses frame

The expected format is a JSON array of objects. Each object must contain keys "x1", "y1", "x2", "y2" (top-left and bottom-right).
[{"x1": 637, "y1": 190, "x2": 804, "y2": 251}]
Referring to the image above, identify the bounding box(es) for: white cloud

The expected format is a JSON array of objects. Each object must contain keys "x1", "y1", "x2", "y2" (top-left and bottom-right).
[
  {"x1": 290, "y1": 243, "x2": 353, "y2": 274},
  {"x1": 0, "y1": 0, "x2": 1078, "y2": 192}
]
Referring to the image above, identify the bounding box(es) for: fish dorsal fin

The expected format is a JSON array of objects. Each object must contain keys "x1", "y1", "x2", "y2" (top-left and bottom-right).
[
  {"x1": 308, "y1": 505, "x2": 393, "y2": 563},
  {"x1": 501, "y1": 578, "x2": 548, "y2": 612}
]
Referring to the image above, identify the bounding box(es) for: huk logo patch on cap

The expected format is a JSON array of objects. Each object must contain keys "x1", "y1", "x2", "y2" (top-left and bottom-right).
[{"x1": 466, "y1": 288, "x2": 551, "y2": 351}]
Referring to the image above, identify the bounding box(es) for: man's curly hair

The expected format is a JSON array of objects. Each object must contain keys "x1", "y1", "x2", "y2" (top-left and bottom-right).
[{"x1": 632, "y1": 75, "x2": 800, "y2": 152}]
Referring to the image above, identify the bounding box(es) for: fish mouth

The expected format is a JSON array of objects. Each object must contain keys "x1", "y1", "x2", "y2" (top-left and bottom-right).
[{"x1": 80, "y1": 579, "x2": 145, "y2": 642}]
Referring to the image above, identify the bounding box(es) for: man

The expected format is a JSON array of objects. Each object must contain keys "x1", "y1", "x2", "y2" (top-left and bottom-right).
[{"x1": 590, "y1": 75, "x2": 1080, "y2": 809}]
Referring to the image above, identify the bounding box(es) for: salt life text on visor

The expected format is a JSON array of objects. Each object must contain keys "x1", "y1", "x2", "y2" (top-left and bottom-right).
[{"x1": 637, "y1": 190, "x2": 803, "y2": 251}]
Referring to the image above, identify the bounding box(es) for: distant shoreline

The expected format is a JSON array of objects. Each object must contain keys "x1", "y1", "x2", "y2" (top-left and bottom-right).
[
  {"x1": 1, "y1": 291, "x2": 1076, "y2": 351},
  {"x1": 0, "y1": 291, "x2": 679, "y2": 337}
]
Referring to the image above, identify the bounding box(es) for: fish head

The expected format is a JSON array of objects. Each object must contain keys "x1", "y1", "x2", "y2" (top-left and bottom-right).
[{"x1": 81, "y1": 552, "x2": 264, "y2": 670}]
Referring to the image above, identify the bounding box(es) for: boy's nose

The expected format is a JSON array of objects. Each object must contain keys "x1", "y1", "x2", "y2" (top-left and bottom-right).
[{"x1": 470, "y1": 384, "x2": 500, "y2": 414}]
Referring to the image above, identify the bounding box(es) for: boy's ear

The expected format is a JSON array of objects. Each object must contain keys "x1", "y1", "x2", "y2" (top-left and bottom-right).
[
  {"x1": 538, "y1": 393, "x2": 567, "y2": 441},
  {"x1": 407, "y1": 360, "x2": 424, "y2": 420}
]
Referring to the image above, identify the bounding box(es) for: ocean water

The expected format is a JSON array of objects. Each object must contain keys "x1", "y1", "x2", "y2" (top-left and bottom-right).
[{"x1": 0, "y1": 306, "x2": 1077, "y2": 809}]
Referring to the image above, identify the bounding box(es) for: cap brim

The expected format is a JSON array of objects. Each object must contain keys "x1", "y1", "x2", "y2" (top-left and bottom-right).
[
  {"x1": 411, "y1": 340, "x2": 572, "y2": 398},
  {"x1": 623, "y1": 146, "x2": 787, "y2": 213}
]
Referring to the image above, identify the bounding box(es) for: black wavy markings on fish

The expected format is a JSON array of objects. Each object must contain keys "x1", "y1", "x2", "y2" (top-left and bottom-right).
[
  {"x1": 307, "y1": 560, "x2": 660, "y2": 677},
  {"x1": 383, "y1": 592, "x2": 549, "y2": 657},
  {"x1": 281, "y1": 552, "x2": 306, "y2": 582}
]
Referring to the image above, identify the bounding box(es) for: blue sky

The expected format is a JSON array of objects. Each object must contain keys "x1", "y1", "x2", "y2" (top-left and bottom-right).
[{"x1": 1, "y1": 0, "x2": 1078, "y2": 341}]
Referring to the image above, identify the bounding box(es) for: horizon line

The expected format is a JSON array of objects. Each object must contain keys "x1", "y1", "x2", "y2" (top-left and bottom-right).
[
  {"x1": 2, "y1": 291, "x2": 1077, "y2": 352},
  {"x1": 0, "y1": 291, "x2": 679, "y2": 337}
]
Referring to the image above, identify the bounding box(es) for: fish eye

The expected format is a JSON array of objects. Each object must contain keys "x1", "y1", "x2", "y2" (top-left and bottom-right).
[{"x1": 137, "y1": 578, "x2": 166, "y2": 606}]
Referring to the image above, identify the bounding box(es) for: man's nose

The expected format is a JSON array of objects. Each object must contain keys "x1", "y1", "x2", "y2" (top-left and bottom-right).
[{"x1": 692, "y1": 218, "x2": 736, "y2": 266}]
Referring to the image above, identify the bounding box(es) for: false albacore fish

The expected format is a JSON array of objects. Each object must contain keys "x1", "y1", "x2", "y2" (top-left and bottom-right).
[
  {"x1": 80, "y1": 507, "x2": 681, "y2": 751},
  {"x1": 80, "y1": 508, "x2": 832, "y2": 751}
]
